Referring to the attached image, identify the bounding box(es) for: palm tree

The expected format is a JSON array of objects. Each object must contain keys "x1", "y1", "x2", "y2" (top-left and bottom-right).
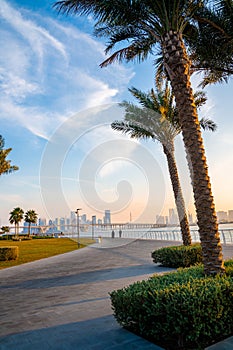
[
  {"x1": 112, "y1": 85, "x2": 216, "y2": 246},
  {"x1": 24, "y1": 210, "x2": 38, "y2": 237},
  {"x1": 54, "y1": 0, "x2": 225, "y2": 274},
  {"x1": 190, "y1": 0, "x2": 233, "y2": 87},
  {"x1": 1, "y1": 226, "x2": 10, "y2": 234},
  {"x1": 0, "y1": 136, "x2": 19, "y2": 176},
  {"x1": 9, "y1": 207, "x2": 24, "y2": 237}
]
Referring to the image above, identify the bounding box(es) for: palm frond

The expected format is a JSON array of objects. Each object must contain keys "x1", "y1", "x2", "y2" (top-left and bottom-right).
[
  {"x1": 111, "y1": 120, "x2": 155, "y2": 140},
  {"x1": 193, "y1": 90, "x2": 207, "y2": 109},
  {"x1": 199, "y1": 117, "x2": 217, "y2": 131}
]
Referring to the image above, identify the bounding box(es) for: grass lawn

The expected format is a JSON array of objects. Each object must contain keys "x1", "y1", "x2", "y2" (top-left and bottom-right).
[{"x1": 0, "y1": 237, "x2": 94, "y2": 269}]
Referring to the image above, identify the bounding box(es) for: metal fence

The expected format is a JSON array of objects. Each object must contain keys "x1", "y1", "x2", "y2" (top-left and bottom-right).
[{"x1": 91, "y1": 227, "x2": 233, "y2": 244}]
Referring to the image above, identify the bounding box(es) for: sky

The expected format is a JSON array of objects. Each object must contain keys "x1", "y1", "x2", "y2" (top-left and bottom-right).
[{"x1": 0, "y1": 0, "x2": 233, "y2": 226}]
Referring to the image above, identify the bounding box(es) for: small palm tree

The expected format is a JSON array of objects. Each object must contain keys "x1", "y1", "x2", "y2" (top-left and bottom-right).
[
  {"x1": 0, "y1": 136, "x2": 19, "y2": 176},
  {"x1": 9, "y1": 207, "x2": 24, "y2": 237},
  {"x1": 112, "y1": 85, "x2": 216, "y2": 246},
  {"x1": 1, "y1": 226, "x2": 10, "y2": 234},
  {"x1": 24, "y1": 210, "x2": 38, "y2": 237}
]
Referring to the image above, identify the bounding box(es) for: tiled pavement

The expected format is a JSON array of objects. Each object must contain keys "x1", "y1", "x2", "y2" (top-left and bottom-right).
[{"x1": 0, "y1": 238, "x2": 232, "y2": 350}]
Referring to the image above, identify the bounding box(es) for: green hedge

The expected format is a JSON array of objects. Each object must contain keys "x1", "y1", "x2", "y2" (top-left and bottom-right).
[
  {"x1": 151, "y1": 244, "x2": 203, "y2": 267},
  {"x1": 0, "y1": 246, "x2": 19, "y2": 261},
  {"x1": 110, "y1": 265, "x2": 233, "y2": 349},
  {"x1": 32, "y1": 235, "x2": 54, "y2": 239}
]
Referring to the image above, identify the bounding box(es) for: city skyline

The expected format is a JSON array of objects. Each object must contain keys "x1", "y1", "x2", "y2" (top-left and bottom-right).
[
  {"x1": 1, "y1": 0, "x2": 233, "y2": 226},
  {"x1": 3, "y1": 207, "x2": 233, "y2": 231}
]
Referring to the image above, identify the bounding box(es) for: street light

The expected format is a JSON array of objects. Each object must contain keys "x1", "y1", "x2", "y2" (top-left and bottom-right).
[
  {"x1": 91, "y1": 216, "x2": 96, "y2": 240},
  {"x1": 75, "y1": 208, "x2": 82, "y2": 248}
]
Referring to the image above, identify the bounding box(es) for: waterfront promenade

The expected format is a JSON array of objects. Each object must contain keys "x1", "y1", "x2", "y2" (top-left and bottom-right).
[{"x1": 0, "y1": 238, "x2": 233, "y2": 349}]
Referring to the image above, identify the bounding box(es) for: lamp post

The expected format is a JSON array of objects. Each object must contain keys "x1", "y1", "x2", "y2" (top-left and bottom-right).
[
  {"x1": 91, "y1": 216, "x2": 95, "y2": 240},
  {"x1": 75, "y1": 208, "x2": 82, "y2": 248}
]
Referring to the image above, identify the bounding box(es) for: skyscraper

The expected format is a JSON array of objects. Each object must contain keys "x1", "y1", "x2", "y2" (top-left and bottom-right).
[
  {"x1": 168, "y1": 208, "x2": 178, "y2": 226},
  {"x1": 104, "y1": 210, "x2": 111, "y2": 224},
  {"x1": 228, "y1": 210, "x2": 233, "y2": 222}
]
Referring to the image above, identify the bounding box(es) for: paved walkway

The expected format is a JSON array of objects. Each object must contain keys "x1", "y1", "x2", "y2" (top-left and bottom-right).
[{"x1": 0, "y1": 238, "x2": 232, "y2": 350}]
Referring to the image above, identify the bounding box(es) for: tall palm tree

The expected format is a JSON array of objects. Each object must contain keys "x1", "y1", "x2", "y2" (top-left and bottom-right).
[
  {"x1": 0, "y1": 136, "x2": 18, "y2": 176},
  {"x1": 54, "y1": 0, "x2": 225, "y2": 274},
  {"x1": 112, "y1": 85, "x2": 216, "y2": 247},
  {"x1": 9, "y1": 207, "x2": 24, "y2": 237},
  {"x1": 24, "y1": 210, "x2": 38, "y2": 237}
]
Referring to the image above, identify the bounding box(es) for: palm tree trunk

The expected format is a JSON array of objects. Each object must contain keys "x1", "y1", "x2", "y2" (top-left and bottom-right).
[
  {"x1": 163, "y1": 30, "x2": 224, "y2": 274},
  {"x1": 163, "y1": 142, "x2": 192, "y2": 246}
]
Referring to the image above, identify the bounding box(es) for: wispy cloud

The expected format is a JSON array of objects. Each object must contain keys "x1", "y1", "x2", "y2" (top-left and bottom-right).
[
  {"x1": 0, "y1": 0, "x2": 67, "y2": 65},
  {"x1": 0, "y1": 0, "x2": 134, "y2": 139}
]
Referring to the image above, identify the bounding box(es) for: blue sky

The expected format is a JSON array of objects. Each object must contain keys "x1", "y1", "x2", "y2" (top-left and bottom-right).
[{"x1": 0, "y1": 0, "x2": 233, "y2": 225}]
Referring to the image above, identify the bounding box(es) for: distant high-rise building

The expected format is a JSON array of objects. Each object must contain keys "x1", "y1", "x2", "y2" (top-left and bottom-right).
[
  {"x1": 97, "y1": 219, "x2": 102, "y2": 225},
  {"x1": 228, "y1": 210, "x2": 233, "y2": 222},
  {"x1": 156, "y1": 215, "x2": 165, "y2": 225},
  {"x1": 22, "y1": 221, "x2": 29, "y2": 234},
  {"x1": 188, "y1": 212, "x2": 193, "y2": 225},
  {"x1": 217, "y1": 211, "x2": 228, "y2": 223},
  {"x1": 104, "y1": 210, "x2": 111, "y2": 224},
  {"x1": 168, "y1": 208, "x2": 178, "y2": 225},
  {"x1": 70, "y1": 211, "x2": 76, "y2": 224},
  {"x1": 38, "y1": 218, "x2": 46, "y2": 226},
  {"x1": 92, "y1": 215, "x2": 97, "y2": 225},
  {"x1": 60, "y1": 217, "x2": 66, "y2": 232},
  {"x1": 81, "y1": 214, "x2": 87, "y2": 224}
]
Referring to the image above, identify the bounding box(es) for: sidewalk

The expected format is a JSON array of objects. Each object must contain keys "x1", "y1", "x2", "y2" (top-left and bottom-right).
[{"x1": 0, "y1": 238, "x2": 232, "y2": 349}]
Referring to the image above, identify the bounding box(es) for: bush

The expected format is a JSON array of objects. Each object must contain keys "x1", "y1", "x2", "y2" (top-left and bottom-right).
[
  {"x1": 0, "y1": 234, "x2": 14, "y2": 240},
  {"x1": 0, "y1": 246, "x2": 19, "y2": 261},
  {"x1": 110, "y1": 265, "x2": 233, "y2": 349},
  {"x1": 151, "y1": 244, "x2": 203, "y2": 267},
  {"x1": 32, "y1": 235, "x2": 54, "y2": 239}
]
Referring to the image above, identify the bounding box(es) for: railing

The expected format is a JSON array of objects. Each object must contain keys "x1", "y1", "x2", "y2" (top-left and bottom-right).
[
  {"x1": 5, "y1": 224, "x2": 233, "y2": 244},
  {"x1": 90, "y1": 227, "x2": 233, "y2": 244}
]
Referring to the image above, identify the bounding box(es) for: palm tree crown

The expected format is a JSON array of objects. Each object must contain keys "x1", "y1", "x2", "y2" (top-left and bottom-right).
[
  {"x1": 0, "y1": 135, "x2": 19, "y2": 176},
  {"x1": 190, "y1": 0, "x2": 233, "y2": 86},
  {"x1": 25, "y1": 210, "x2": 38, "y2": 236},
  {"x1": 9, "y1": 207, "x2": 24, "y2": 236}
]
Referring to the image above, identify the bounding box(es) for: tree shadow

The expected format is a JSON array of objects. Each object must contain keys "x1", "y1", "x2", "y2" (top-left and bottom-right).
[
  {"x1": 0, "y1": 315, "x2": 161, "y2": 350},
  {"x1": 0, "y1": 264, "x2": 172, "y2": 290}
]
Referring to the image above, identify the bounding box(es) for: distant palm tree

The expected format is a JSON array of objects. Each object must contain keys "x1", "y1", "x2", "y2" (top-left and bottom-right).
[
  {"x1": 112, "y1": 85, "x2": 216, "y2": 246},
  {"x1": 24, "y1": 210, "x2": 38, "y2": 237},
  {"x1": 9, "y1": 207, "x2": 24, "y2": 237},
  {"x1": 0, "y1": 136, "x2": 18, "y2": 176},
  {"x1": 1, "y1": 226, "x2": 10, "y2": 234}
]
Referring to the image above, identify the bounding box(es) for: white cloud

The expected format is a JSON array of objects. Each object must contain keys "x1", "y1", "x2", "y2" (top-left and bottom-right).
[
  {"x1": 0, "y1": 0, "x2": 134, "y2": 139},
  {"x1": 0, "y1": 70, "x2": 41, "y2": 101},
  {"x1": 0, "y1": 0, "x2": 67, "y2": 64}
]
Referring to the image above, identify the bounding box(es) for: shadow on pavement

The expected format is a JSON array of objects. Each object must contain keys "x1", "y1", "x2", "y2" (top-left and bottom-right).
[
  {"x1": 0, "y1": 315, "x2": 162, "y2": 350},
  {"x1": 0, "y1": 264, "x2": 172, "y2": 290}
]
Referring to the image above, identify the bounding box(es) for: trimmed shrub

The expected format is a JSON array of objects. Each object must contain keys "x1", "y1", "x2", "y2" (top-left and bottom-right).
[
  {"x1": 151, "y1": 244, "x2": 203, "y2": 267},
  {"x1": 110, "y1": 265, "x2": 233, "y2": 349},
  {"x1": 0, "y1": 236, "x2": 8, "y2": 240},
  {"x1": 0, "y1": 246, "x2": 19, "y2": 261},
  {"x1": 32, "y1": 235, "x2": 54, "y2": 239}
]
